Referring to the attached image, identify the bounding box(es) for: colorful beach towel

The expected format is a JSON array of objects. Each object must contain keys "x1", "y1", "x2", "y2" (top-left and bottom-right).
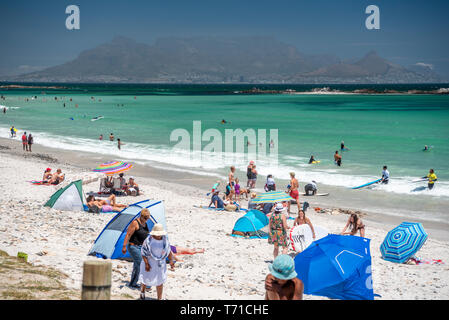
[{"x1": 29, "y1": 180, "x2": 49, "y2": 185}]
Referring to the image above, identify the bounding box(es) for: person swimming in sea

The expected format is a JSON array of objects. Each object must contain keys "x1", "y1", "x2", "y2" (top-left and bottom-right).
[
  {"x1": 308, "y1": 155, "x2": 316, "y2": 164},
  {"x1": 221, "y1": 119, "x2": 227, "y2": 124}
]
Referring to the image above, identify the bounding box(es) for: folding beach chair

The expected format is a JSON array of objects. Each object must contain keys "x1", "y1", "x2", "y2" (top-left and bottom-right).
[{"x1": 98, "y1": 177, "x2": 112, "y2": 195}]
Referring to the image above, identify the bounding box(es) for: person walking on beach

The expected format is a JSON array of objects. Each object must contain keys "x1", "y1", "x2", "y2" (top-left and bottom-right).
[
  {"x1": 268, "y1": 203, "x2": 289, "y2": 259},
  {"x1": 294, "y1": 209, "x2": 316, "y2": 240},
  {"x1": 380, "y1": 166, "x2": 390, "y2": 184},
  {"x1": 265, "y1": 254, "x2": 303, "y2": 300},
  {"x1": 287, "y1": 172, "x2": 300, "y2": 215},
  {"x1": 122, "y1": 208, "x2": 150, "y2": 288},
  {"x1": 27, "y1": 133, "x2": 33, "y2": 152},
  {"x1": 340, "y1": 214, "x2": 365, "y2": 238},
  {"x1": 22, "y1": 132, "x2": 28, "y2": 151},
  {"x1": 10, "y1": 126, "x2": 15, "y2": 138},
  {"x1": 139, "y1": 224, "x2": 175, "y2": 300},
  {"x1": 334, "y1": 151, "x2": 342, "y2": 166},
  {"x1": 424, "y1": 169, "x2": 437, "y2": 190},
  {"x1": 228, "y1": 166, "x2": 236, "y2": 196},
  {"x1": 246, "y1": 161, "x2": 254, "y2": 188}
]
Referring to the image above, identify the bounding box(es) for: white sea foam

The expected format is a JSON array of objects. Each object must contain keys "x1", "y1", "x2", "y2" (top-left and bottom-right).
[{"x1": 1, "y1": 125, "x2": 448, "y2": 198}]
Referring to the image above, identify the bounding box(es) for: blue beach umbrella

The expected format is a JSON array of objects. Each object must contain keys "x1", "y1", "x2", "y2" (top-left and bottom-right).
[
  {"x1": 380, "y1": 222, "x2": 428, "y2": 264},
  {"x1": 294, "y1": 234, "x2": 374, "y2": 300},
  {"x1": 251, "y1": 191, "x2": 294, "y2": 204}
]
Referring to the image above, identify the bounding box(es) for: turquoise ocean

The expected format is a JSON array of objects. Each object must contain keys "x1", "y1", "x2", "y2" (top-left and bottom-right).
[{"x1": 1, "y1": 83, "x2": 449, "y2": 222}]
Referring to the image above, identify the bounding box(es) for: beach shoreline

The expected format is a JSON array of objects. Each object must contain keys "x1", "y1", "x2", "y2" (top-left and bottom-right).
[
  {"x1": 1, "y1": 136, "x2": 448, "y2": 242},
  {"x1": 1, "y1": 137, "x2": 449, "y2": 300}
]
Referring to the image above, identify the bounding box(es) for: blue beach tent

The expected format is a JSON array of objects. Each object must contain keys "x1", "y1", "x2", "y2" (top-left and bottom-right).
[
  {"x1": 294, "y1": 234, "x2": 375, "y2": 300},
  {"x1": 231, "y1": 210, "x2": 269, "y2": 239},
  {"x1": 88, "y1": 199, "x2": 166, "y2": 259}
]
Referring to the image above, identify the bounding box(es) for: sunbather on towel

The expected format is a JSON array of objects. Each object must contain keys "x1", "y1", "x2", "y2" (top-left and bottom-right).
[
  {"x1": 170, "y1": 245, "x2": 205, "y2": 262},
  {"x1": 42, "y1": 168, "x2": 52, "y2": 183},
  {"x1": 86, "y1": 195, "x2": 127, "y2": 212}
]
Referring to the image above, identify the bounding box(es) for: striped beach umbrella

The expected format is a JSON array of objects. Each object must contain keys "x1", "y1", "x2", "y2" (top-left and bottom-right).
[
  {"x1": 93, "y1": 161, "x2": 133, "y2": 175},
  {"x1": 380, "y1": 222, "x2": 428, "y2": 264},
  {"x1": 251, "y1": 191, "x2": 294, "y2": 204}
]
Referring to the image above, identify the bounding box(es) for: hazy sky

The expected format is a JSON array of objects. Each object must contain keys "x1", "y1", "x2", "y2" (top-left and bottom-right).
[{"x1": 1, "y1": 0, "x2": 449, "y2": 78}]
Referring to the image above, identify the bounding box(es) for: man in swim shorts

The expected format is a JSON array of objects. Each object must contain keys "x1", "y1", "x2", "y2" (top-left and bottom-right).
[
  {"x1": 334, "y1": 151, "x2": 342, "y2": 166},
  {"x1": 288, "y1": 172, "x2": 300, "y2": 214}
]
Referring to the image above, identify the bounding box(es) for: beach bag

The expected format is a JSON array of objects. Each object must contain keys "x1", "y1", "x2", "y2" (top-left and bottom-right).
[{"x1": 225, "y1": 204, "x2": 237, "y2": 212}]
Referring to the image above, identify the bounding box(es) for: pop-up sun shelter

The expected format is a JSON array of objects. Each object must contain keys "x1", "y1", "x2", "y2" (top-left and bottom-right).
[
  {"x1": 44, "y1": 180, "x2": 84, "y2": 211},
  {"x1": 88, "y1": 199, "x2": 166, "y2": 259},
  {"x1": 231, "y1": 209, "x2": 269, "y2": 239}
]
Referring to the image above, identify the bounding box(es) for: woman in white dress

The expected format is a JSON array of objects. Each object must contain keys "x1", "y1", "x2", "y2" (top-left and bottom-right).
[{"x1": 139, "y1": 224, "x2": 175, "y2": 300}]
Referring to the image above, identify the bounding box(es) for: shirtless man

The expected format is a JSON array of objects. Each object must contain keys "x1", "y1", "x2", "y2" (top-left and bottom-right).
[
  {"x1": 334, "y1": 151, "x2": 342, "y2": 167},
  {"x1": 265, "y1": 254, "x2": 303, "y2": 300},
  {"x1": 287, "y1": 172, "x2": 300, "y2": 215}
]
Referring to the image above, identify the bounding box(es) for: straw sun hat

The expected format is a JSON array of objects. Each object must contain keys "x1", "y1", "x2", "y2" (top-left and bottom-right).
[{"x1": 150, "y1": 223, "x2": 167, "y2": 236}]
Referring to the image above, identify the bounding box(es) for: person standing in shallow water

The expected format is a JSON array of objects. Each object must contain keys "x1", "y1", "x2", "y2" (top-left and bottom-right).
[{"x1": 122, "y1": 208, "x2": 150, "y2": 288}]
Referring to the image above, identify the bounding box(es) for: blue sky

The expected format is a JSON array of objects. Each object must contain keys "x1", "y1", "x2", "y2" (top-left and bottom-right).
[{"x1": 1, "y1": 0, "x2": 448, "y2": 78}]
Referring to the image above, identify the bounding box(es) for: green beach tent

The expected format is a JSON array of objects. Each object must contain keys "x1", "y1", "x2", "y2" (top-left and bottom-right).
[{"x1": 44, "y1": 180, "x2": 84, "y2": 211}]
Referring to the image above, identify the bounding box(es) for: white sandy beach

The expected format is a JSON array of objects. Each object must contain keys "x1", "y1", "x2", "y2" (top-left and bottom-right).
[{"x1": 1, "y1": 144, "x2": 449, "y2": 300}]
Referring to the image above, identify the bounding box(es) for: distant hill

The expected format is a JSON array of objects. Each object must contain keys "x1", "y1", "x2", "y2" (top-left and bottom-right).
[{"x1": 8, "y1": 36, "x2": 443, "y2": 84}]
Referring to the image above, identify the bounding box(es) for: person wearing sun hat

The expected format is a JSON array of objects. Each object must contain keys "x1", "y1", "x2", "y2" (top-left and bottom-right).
[
  {"x1": 268, "y1": 203, "x2": 290, "y2": 258},
  {"x1": 138, "y1": 224, "x2": 175, "y2": 300},
  {"x1": 265, "y1": 254, "x2": 304, "y2": 300}
]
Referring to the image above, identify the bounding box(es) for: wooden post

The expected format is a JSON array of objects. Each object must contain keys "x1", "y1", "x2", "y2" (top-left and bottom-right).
[{"x1": 81, "y1": 260, "x2": 112, "y2": 300}]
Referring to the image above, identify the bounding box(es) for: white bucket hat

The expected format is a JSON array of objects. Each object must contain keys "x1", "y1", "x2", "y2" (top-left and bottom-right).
[
  {"x1": 150, "y1": 223, "x2": 167, "y2": 236},
  {"x1": 275, "y1": 203, "x2": 284, "y2": 212}
]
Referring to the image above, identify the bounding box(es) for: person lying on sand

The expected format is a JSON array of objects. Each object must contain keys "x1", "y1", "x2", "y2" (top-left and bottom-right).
[
  {"x1": 170, "y1": 245, "x2": 205, "y2": 262},
  {"x1": 47, "y1": 169, "x2": 65, "y2": 185},
  {"x1": 86, "y1": 194, "x2": 128, "y2": 212},
  {"x1": 265, "y1": 254, "x2": 303, "y2": 300}
]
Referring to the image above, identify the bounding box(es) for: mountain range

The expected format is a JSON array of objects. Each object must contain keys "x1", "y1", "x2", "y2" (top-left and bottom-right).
[{"x1": 6, "y1": 36, "x2": 444, "y2": 84}]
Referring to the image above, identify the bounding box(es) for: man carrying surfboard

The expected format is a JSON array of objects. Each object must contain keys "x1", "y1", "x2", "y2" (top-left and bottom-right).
[{"x1": 424, "y1": 169, "x2": 437, "y2": 190}]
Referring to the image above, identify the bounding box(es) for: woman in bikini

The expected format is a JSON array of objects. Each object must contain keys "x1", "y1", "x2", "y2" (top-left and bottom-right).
[
  {"x1": 86, "y1": 195, "x2": 127, "y2": 212},
  {"x1": 340, "y1": 213, "x2": 365, "y2": 237},
  {"x1": 293, "y1": 209, "x2": 316, "y2": 240}
]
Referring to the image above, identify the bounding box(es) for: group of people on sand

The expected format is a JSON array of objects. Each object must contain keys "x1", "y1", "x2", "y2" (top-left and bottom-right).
[
  {"x1": 121, "y1": 208, "x2": 205, "y2": 300},
  {"x1": 42, "y1": 168, "x2": 65, "y2": 185}
]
